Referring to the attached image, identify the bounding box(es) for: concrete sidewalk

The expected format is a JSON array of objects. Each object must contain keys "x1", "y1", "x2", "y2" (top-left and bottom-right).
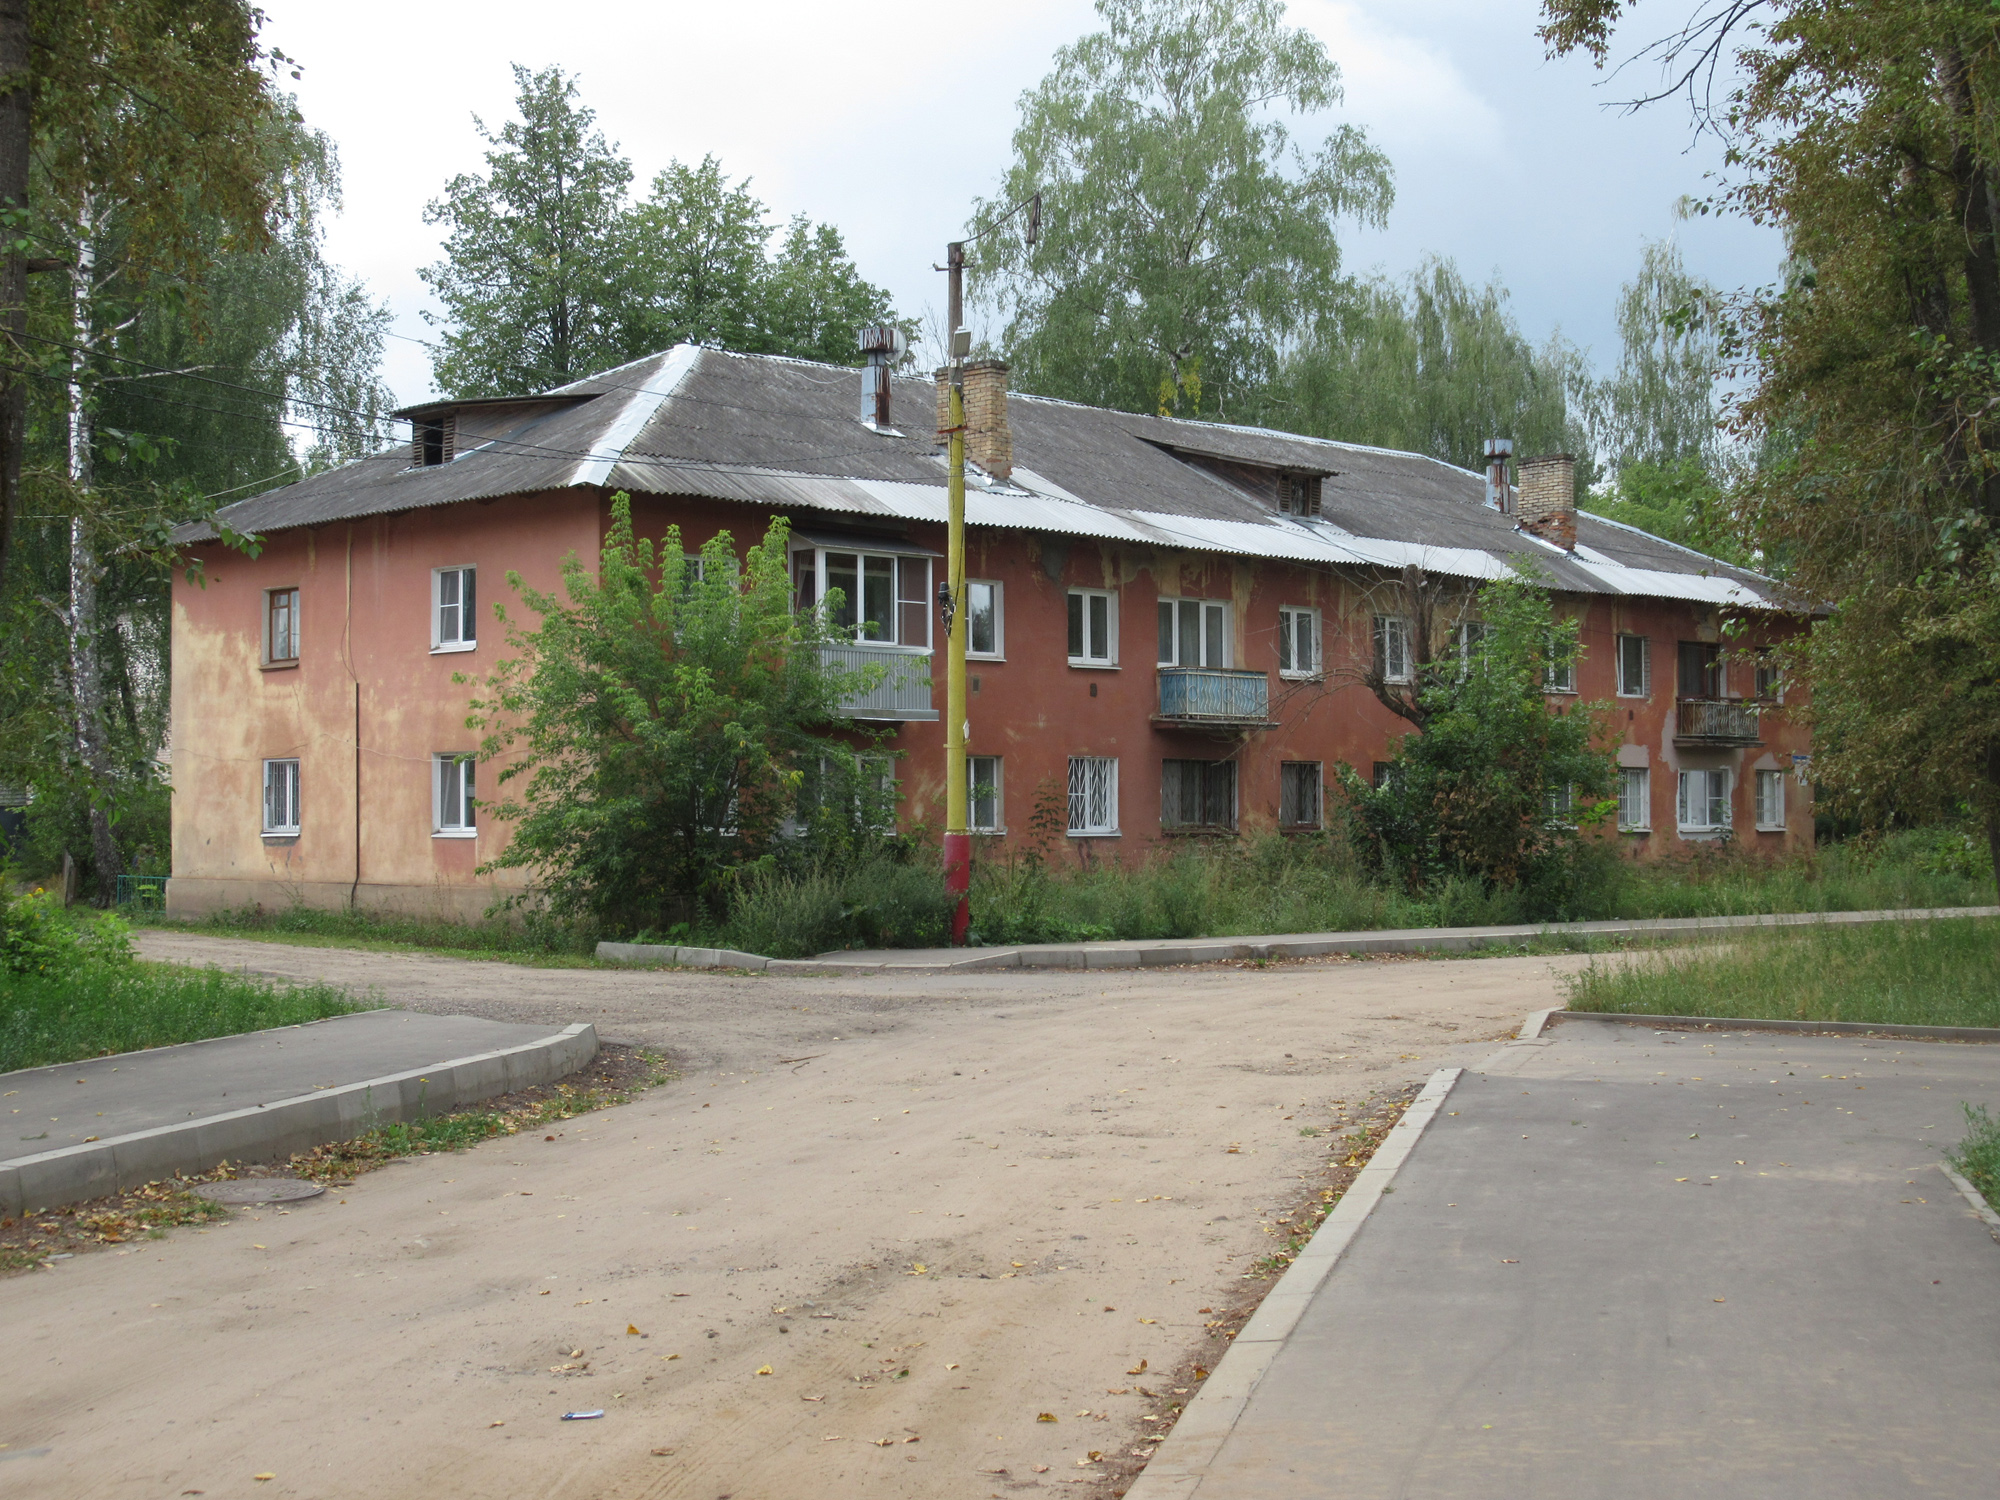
[
  {"x1": 1, "y1": 1011, "x2": 596, "y2": 1216},
  {"x1": 598, "y1": 904, "x2": 2000, "y2": 973},
  {"x1": 1137, "y1": 1016, "x2": 2000, "y2": 1499}
]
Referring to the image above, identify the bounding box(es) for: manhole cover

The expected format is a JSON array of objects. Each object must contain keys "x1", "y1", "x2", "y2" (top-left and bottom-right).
[{"x1": 192, "y1": 1179, "x2": 326, "y2": 1206}]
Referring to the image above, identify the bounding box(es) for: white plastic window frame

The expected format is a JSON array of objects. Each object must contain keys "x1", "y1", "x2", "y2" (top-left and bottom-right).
[
  {"x1": 1676, "y1": 767, "x2": 1733, "y2": 834},
  {"x1": 794, "y1": 545, "x2": 932, "y2": 652},
  {"x1": 261, "y1": 757, "x2": 301, "y2": 836},
  {"x1": 434, "y1": 753, "x2": 477, "y2": 837},
  {"x1": 1067, "y1": 588, "x2": 1118, "y2": 668},
  {"x1": 966, "y1": 580, "x2": 1004, "y2": 660},
  {"x1": 1066, "y1": 755, "x2": 1119, "y2": 836},
  {"x1": 432, "y1": 565, "x2": 477, "y2": 653},
  {"x1": 1373, "y1": 615, "x2": 1412, "y2": 684},
  {"x1": 968, "y1": 754, "x2": 1003, "y2": 833},
  {"x1": 1615, "y1": 634, "x2": 1651, "y2": 698},
  {"x1": 1155, "y1": 597, "x2": 1230, "y2": 669},
  {"x1": 1616, "y1": 767, "x2": 1651, "y2": 832},
  {"x1": 1544, "y1": 630, "x2": 1579, "y2": 693},
  {"x1": 1277, "y1": 607, "x2": 1320, "y2": 679},
  {"x1": 1754, "y1": 768, "x2": 1786, "y2": 831}
]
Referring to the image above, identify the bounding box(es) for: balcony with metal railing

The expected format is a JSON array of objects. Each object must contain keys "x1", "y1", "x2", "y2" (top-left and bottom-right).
[
  {"x1": 821, "y1": 642, "x2": 937, "y2": 721},
  {"x1": 1675, "y1": 697, "x2": 1762, "y2": 747},
  {"x1": 1155, "y1": 667, "x2": 1273, "y2": 728}
]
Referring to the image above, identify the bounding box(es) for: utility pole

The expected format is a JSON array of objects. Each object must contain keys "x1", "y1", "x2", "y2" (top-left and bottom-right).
[{"x1": 939, "y1": 194, "x2": 1036, "y2": 945}]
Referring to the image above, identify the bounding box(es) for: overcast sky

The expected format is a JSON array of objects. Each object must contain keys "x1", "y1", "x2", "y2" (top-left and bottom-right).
[{"x1": 258, "y1": 0, "x2": 1779, "y2": 410}]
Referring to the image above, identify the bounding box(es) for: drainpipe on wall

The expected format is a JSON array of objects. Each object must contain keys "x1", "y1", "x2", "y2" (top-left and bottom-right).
[{"x1": 346, "y1": 526, "x2": 361, "y2": 911}]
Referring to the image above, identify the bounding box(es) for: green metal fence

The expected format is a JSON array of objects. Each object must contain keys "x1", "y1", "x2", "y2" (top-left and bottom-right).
[{"x1": 115, "y1": 874, "x2": 168, "y2": 911}]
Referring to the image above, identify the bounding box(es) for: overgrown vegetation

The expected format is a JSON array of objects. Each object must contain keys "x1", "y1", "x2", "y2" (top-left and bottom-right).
[
  {"x1": 1950, "y1": 1104, "x2": 2000, "y2": 1214},
  {"x1": 0, "y1": 882, "x2": 359, "y2": 1071},
  {"x1": 1564, "y1": 915, "x2": 2000, "y2": 1029}
]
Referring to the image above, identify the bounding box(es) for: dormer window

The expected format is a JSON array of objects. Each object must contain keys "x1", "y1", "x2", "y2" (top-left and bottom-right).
[
  {"x1": 1279, "y1": 473, "x2": 1321, "y2": 517},
  {"x1": 412, "y1": 413, "x2": 455, "y2": 467}
]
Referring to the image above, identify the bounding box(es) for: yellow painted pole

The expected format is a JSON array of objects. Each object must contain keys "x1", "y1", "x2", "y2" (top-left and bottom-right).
[{"x1": 944, "y1": 377, "x2": 970, "y2": 942}]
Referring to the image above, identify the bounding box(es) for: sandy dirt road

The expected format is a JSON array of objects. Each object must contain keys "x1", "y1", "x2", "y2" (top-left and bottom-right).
[{"x1": 3, "y1": 937, "x2": 1588, "y2": 1500}]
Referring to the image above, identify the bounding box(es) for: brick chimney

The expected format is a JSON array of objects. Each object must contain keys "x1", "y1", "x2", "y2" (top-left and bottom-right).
[
  {"x1": 1516, "y1": 453, "x2": 1576, "y2": 551},
  {"x1": 962, "y1": 359, "x2": 1012, "y2": 480}
]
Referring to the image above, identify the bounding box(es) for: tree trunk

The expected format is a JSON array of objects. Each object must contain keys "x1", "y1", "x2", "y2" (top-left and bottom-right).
[
  {"x1": 67, "y1": 213, "x2": 122, "y2": 903},
  {"x1": 0, "y1": 0, "x2": 28, "y2": 594}
]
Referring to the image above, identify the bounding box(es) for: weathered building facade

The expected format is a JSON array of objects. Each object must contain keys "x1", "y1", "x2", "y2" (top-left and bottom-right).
[{"x1": 167, "y1": 345, "x2": 1811, "y2": 920}]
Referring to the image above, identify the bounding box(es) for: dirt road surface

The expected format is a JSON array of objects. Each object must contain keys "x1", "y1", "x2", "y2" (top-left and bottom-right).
[{"x1": 4, "y1": 936, "x2": 1587, "y2": 1499}]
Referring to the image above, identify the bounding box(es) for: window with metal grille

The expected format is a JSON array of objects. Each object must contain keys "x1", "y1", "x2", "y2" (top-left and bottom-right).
[
  {"x1": 1277, "y1": 607, "x2": 1318, "y2": 677},
  {"x1": 1372, "y1": 615, "x2": 1411, "y2": 683},
  {"x1": 1279, "y1": 761, "x2": 1322, "y2": 829},
  {"x1": 433, "y1": 567, "x2": 476, "y2": 650},
  {"x1": 1677, "y1": 768, "x2": 1732, "y2": 833},
  {"x1": 265, "y1": 587, "x2": 300, "y2": 665},
  {"x1": 262, "y1": 758, "x2": 300, "y2": 835},
  {"x1": 1755, "y1": 768, "x2": 1785, "y2": 830},
  {"x1": 435, "y1": 754, "x2": 475, "y2": 835},
  {"x1": 1617, "y1": 767, "x2": 1650, "y2": 831},
  {"x1": 1161, "y1": 759, "x2": 1236, "y2": 831},
  {"x1": 1616, "y1": 634, "x2": 1650, "y2": 697},
  {"x1": 1068, "y1": 589, "x2": 1116, "y2": 664},
  {"x1": 969, "y1": 755, "x2": 1002, "y2": 832},
  {"x1": 1067, "y1": 756, "x2": 1118, "y2": 834}
]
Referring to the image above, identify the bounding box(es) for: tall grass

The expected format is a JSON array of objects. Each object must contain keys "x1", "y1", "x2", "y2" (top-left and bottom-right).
[
  {"x1": 136, "y1": 901, "x2": 599, "y2": 960},
  {"x1": 0, "y1": 962, "x2": 364, "y2": 1073},
  {"x1": 1563, "y1": 916, "x2": 2000, "y2": 1028},
  {"x1": 1950, "y1": 1105, "x2": 2000, "y2": 1212}
]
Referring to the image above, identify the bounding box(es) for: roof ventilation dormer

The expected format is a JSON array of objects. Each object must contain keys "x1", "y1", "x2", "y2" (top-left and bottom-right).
[
  {"x1": 413, "y1": 412, "x2": 455, "y2": 467},
  {"x1": 858, "y1": 325, "x2": 907, "y2": 433}
]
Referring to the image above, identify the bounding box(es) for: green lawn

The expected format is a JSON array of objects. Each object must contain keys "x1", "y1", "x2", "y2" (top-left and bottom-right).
[
  {"x1": 0, "y1": 960, "x2": 364, "y2": 1073},
  {"x1": 1563, "y1": 916, "x2": 2000, "y2": 1030}
]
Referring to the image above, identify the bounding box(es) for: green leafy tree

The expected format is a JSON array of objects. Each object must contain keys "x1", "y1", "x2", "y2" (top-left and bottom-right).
[
  {"x1": 468, "y1": 496, "x2": 887, "y2": 935},
  {"x1": 1540, "y1": 1, "x2": 2000, "y2": 888},
  {"x1": 974, "y1": 0, "x2": 1392, "y2": 420},
  {"x1": 422, "y1": 65, "x2": 634, "y2": 397},
  {"x1": 1339, "y1": 574, "x2": 1615, "y2": 909},
  {"x1": 758, "y1": 216, "x2": 905, "y2": 366}
]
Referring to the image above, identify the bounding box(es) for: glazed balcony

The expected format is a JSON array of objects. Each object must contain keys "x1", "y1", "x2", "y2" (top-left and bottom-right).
[
  {"x1": 1675, "y1": 697, "x2": 1762, "y2": 747},
  {"x1": 1156, "y1": 667, "x2": 1273, "y2": 728},
  {"x1": 821, "y1": 642, "x2": 937, "y2": 722}
]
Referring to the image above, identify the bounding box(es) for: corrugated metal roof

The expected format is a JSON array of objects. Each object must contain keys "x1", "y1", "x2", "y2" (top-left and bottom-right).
[{"x1": 171, "y1": 343, "x2": 1788, "y2": 609}]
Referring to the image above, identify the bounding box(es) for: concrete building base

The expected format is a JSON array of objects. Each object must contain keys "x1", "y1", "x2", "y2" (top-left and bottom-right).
[{"x1": 164, "y1": 876, "x2": 526, "y2": 924}]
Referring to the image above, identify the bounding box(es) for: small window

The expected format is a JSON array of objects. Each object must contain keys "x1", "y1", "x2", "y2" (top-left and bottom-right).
[
  {"x1": 1280, "y1": 761, "x2": 1322, "y2": 829},
  {"x1": 1371, "y1": 760, "x2": 1397, "y2": 791},
  {"x1": 1617, "y1": 767, "x2": 1651, "y2": 831},
  {"x1": 1616, "y1": 634, "x2": 1650, "y2": 698},
  {"x1": 1277, "y1": 607, "x2": 1319, "y2": 677},
  {"x1": 1157, "y1": 598, "x2": 1228, "y2": 668},
  {"x1": 1544, "y1": 631, "x2": 1578, "y2": 693},
  {"x1": 1677, "y1": 768, "x2": 1732, "y2": 834},
  {"x1": 412, "y1": 413, "x2": 455, "y2": 466},
  {"x1": 1161, "y1": 759, "x2": 1236, "y2": 832},
  {"x1": 435, "y1": 754, "x2": 476, "y2": 836},
  {"x1": 1067, "y1": 589, "x2": 1116, "y2": 666},
  {"x1": 1373, "y1": 615, "x2": 1412, "y2": 684},
  {"x1": 1545, "y1": 784, "x2": 1575, "y2": 826},
  {"x1": 1457, "y1": 620, "x2": 1488, "y2": 678},
  {"x1": 265, "y1": 587, "x2": 300, "y2": 665},
  {"x1": 1067, "y1": 756, "x2": 1118, "y2": 835},
  {"x1": 1278, "y1": 473, "x2": 1321, "y2": 517},
  {"x1": 967, "y1": 580, "x2": 1003, "y2": 658},
  {"x1": 968, "y1": 755, "x2": 1003, "y2": 832},
  {"x1": 1754, "y1": 648, "x2": 1782, "y2": 702},
  {"x1": 262, "y1": 758, "x2": 300, "y2": 835},
  {"x1": 433, "y1": 566, "x2": 477, "y2": 651},
  {"x1": 1755, "y1": 768, "x2": 1786, "y2": 830}
]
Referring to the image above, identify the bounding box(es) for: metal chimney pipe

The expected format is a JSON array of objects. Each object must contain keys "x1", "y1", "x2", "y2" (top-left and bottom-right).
[
  {"x1": 857, "y1": 325, "x2": 907, "y2": 428},
  {"x1": 1484, "y1": 438, "x2": 1513, "y2": 512}
]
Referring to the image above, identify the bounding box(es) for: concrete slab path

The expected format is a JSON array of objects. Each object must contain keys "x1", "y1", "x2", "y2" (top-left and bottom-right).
[{"x1": 1146, "y1": 1018, "x2": 2000, "y2": 1499}]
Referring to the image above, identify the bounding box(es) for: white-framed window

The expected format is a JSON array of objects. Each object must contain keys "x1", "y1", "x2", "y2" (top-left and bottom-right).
[
  {"x1": 432, "y1": 566, "x2": 476, "y2": 651},
  {"x1": 1067, "y1": 756, "x2": 1118, "y2": 835},
  {"x1": 1157, "y1": 597, "x2": 1229, "y2": 668},
  {"x1": 1277, "y1": 607, "x2": 1319, "y2": 677},
  {"x1": 1755, "y1": 768, "x2": 1786, "y2": 830},
  {"x1": 1754, "y1": 648, "x2": 1782, "y2": 702},
  {"x1": 1161, "y1": 758, "x2": 1236, "y2": 831},
  {"x1": 1545, "y1": 784, "x2": 1576, "y2": 827},
  {"x1": 969, "y1": 755, "x2": 1002, "y2": 833},
  {"x1": 1456, "y1": 620, "x2": 1488, "y2": 677},
  {"x1": 1067, "y1": 589, "x2": 1117, "y2": 666},
  {"x1": 1677, "y1": 768, "x2": 1732, "y2": 834},
  {"x1": 1544, "y1": 630, "x2": 1578, "y2": 693},
  {"x1": 1616, "y1": 634, "x2": 1650, "y2": 698},
  {"x1": 264, "y1": 586, "x2": 300, "y2": 665},
  {"x1": 791, "y1": 544, "x2": 932, "y2": 649},
  {"x1": 967, "y1": 580, "x2": 1003, "y2": 658},
  {"x1": 1280, "y1": 761, "x2": 1322, "y2": 829},
  {"x1": 262, "y1": 758, "x2": 300, "y2": 835},
  {"x1": 434, "y1": 754, "x2": 476, "y2": 836},
  {"x1": 1617, "y1": 767, "x2": 1651, "y2": 831},
  {"x1": 1373, "y1": 615, "x2": 1412, "y2": 684}
]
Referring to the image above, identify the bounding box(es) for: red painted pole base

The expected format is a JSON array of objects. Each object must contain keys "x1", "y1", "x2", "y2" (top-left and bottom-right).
[{"x1": 944, "y1": 831, "x2": 972, "y2": 946}]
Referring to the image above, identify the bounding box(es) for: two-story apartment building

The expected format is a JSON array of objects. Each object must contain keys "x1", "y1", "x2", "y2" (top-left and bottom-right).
[{"x1": 165, "y1": 343, "x2": 1810, "y2": 919}]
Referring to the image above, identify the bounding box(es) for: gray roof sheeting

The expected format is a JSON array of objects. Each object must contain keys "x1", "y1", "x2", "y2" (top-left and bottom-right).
[{"x1": 175, "y1": 344, "x2": 1784, "y2": 608}]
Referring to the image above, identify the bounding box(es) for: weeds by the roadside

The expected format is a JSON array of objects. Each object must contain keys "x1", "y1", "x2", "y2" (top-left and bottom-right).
[
  {"x1": 1563, "y1": 915, "x2": 2000, "y2": 1028},
  {"x1": 1950, "y1": 1104, "x2": 2000, "y2": 1213},
  {"x1": 0, "y1": 1179, "x2": 231, "y2": 1272},
  {"x1": 130, "y1": 902, "x2": 603, "y2": 967}
]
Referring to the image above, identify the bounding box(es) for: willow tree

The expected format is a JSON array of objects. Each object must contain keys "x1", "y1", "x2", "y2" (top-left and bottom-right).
[{"x1": 1541, "y1": 1, "x2": 2000, "y2": 885}]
